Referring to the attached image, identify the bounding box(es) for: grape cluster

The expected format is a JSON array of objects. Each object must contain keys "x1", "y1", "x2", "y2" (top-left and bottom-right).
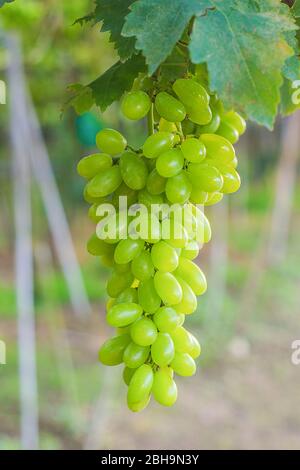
[{"x1": 77, "y1": 76, "x2": 246, "y2": 412}]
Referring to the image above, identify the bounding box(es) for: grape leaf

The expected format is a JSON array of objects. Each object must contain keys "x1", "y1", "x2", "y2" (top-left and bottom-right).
[
  {"x1": 189, "y1": 0, "x2": 297, "y2": 128},
  {"x1": 122, "y1": 0, "x2": 212, "y2": 75},
  {"x1": 159, "y1": 47, "x2": 189, "y2": 84},
  {"x1": 88, "y1": 54, "x2": 146, "y2": 111},
  {"x1": 292, "y1": 0, "x2": 300, "y2": 17},
  {"x1": 76, "y1": 0, "x2": 136, "y2": 61},
  {"x1": 65, "y1": 84, "x2": 94, "y2": 115}
]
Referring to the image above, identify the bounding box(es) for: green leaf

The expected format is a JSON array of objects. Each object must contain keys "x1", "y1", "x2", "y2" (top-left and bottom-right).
[
  {"x1": 159, "y1": 46, "x2": 189, "y2": 84},
  {"x1": 292, "y1": 0, "x2": 300, "y2": 17},
  {"x1": 190, "y1": 0, "x2": 297, "y2": 128},
  {"x1": 89, "y1": 54, "x2": 146, "y2": 111},
  {"x1": 122, "y1": 0, "x2": 212, "y2": 75},
  {"x1": 76, "y1": 0, "x2": 136, "y2": 61},
  {"x1": 65, "y1": 84, "x2": 94, "y2": 115}
]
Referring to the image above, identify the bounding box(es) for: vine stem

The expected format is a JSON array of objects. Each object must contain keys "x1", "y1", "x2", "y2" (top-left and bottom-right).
[{"x1": 147, "y1": 102, "x2": 154, "y2": 135}]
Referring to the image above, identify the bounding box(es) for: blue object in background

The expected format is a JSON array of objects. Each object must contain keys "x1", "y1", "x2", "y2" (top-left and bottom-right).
[{"x1": 76, "y1": 112, "x2": 104, "y2": 147}]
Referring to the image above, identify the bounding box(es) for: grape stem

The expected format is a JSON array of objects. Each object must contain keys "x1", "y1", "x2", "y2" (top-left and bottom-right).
[{"x1": 147, "y1": 103, "x2": 154, "y2": 135}]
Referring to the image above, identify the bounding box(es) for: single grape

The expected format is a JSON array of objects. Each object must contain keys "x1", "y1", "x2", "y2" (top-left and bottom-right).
[
  {"x1": 200, "y1": 133, "x2": 235, "y2": 164},
  {"x1": 146, "y1": 168, "x2": 166, "y2": 195},
  {"x1": 151, "y1": 240, "x2": 179, "y2": 272},
  {"x1": 106, "y1": 302, "x2": 143, "y2": 328},
  {"x1": 186, "y1": 104, "x2": 212, "y2": 126},
  {"x1": 213, "y1": 163, "x2": 241, "y2": 194},
  {"x1": 173, "y1": 276, "x2": 197, "y2": 314},
  {"x1": 175, "y1": 257, "x2": 207, "y2": 296},
  {"x1": 197, "y1": 112, "x2": 221, "y2": 134},
  {"x1": 77, "y1": 153, "x2": 112, "y2": 180},
  {"x1": 87, "y1": 233, "x2": 114, "y2": 257},
  {"x1": 138, "y1": 278, "x2": 161, "y2": 313},
  {"x1": 142, "y1": 132, "x2": 175, "y2": 159},
  {"x1": 204, "y1": 192, "x2": 223, "y2": 206},
  {"x1": 106, "y1": 270, "x2": 134, "y2": 298},
  {"x1": 96, "y1": 128, "x2": 127, "y2": 155},
  {"x1": 153, "y1": 306, "x2": 179, "y2": 332},
  {"x1": 121, "y1": 91, "x2": 151, "y2": 120},
  {"x1": 156, "y1": 148, "x2": 184, "y2": 178},
  {"x1": 127, "y1": 394, "x2": 151, "y2": 412},
  {"x1": 165, "y1": 171, "x2": 192, "y2": 204},
  {"x1": 123, "y1": 342, "x2": 150, "y2": 368},
  {"x1": 222, "y1": 110, "x2": 246, "y2": 135},
  {"x1": 151, "y1": 332, "x2": 175, "y2": 367},
  {"x1": 173, "y1": 78, "x2": 209, "y2": 108},
  {"x1": 114, "y1": 238, "x2": 144, "y2": 264},
  {"x1": 120, "y1": 151, "x2": 148, "y2": 190},
  {"x1": 131, "y1": 251, "x2": 155, "y2": 282},
  {"x1": 181, "y1": 138, "x2": 206, "y2": 163},
  {"x1": 152, "y1": 369, "x2": 177, "y2": 407},
  {"x1": 154, "y1": 271, "x2": 183, "y2": 306},
  {"x1": 98, "y1": 334, "x2": 131, "y2": 366},
  {"x1": 130, "y1": 317, "x2": 158, "y2": 346},
  {"x1": 216, "y1": 121, "x2": 239, "y2": 144},
  {"x1": 86, "y1": 165, "x2": 122, "y2": 198},
  {"x1": 127, "y1": 364, "x2": 153, "y2": 408},
  {"x1": 171, "y1": 327, "x2": 194, "y2": 353},
  {"x1": 158, "y1": 118, "x2": 177, "y2": 133},
  {"x1": 188, "y1": 163, "x2": 223, "y2": 193},
  {"x1": 115, "y1": 287, "x2": 138, "y2": 304},
  {"x1": 171, "y1": 352, "x2": 196, "y2": 376},
  {"x1": 155, "y1": 91, "x2": 186, "y2": 122},
  {"x1": 189, "y1": 185, "x2": 208, "y2": 204},
  {"x1": 181, "y1": 240, "x2": 200, "y2": 260}
]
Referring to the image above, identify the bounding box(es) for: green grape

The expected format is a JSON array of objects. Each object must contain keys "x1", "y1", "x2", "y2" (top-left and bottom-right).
[
  {"x1": 130, "y1": 213, "x2": 162, "y2": 245},
  {"x1": 88, "y1": 204, "x2": 101, "y2": 223},
  {"x1": 170, "y1": 326, "x2": 193, "y2": 353},
  {"x1": 189, "y1": 185, "x2": 208, "y2": 204},
  {"x1": 106, "y1": 270, "x2": 134, "y2": 298},
  {"x1": 127, "y1": 364, "x2": 153, "y2": 408},
  {"x1": 216, "y1": 121, "x2": 239, "y2": 144},
  {"x1": 177, "y1": 313, "x2": 185, "y2": 327},
  {"x1": 171, "y1": 352, "x2": 196, "y2": 376},
  {"x1": 222, "y1": 110, "x2": 246, "y2": 135},
  {"x1": 128, "y1": 394, "x2": 151, "y2": 412},
  {"x1": 188, "y1": 333, "x2": 201, "y2": 359},
  {"x1": 175, "y1": 257, "x2": 207, "y2": 296},
  {"x1": 100, "y1": 254, "x2": 115, "y2": 268},
  {"x1": 131, "y1": 251, "x2": 155, "y2": 281},
  {"x1": 181, "y1": 240, "x2": 200, "y2": 260},
  {"x1": 123, "y1": 342, "x2": 150, "y2": 368},
  {"x1": 114, "y1": 262, "x2": 131, "y2": 274},
  {"x1": 155, "y1": 91, "x2": 186, "y2": 122},
  {"x1": 165, "y1": 171, "x2": 192, "y2": 204},
  {"x1": 173, "y1": 276, "x2": 197, "y2": 314},
  {"x1": 212, "y1": 163, "x2": 241, "y2": 194},
  {"x1": 181, "y1": 119, "x2": 196, "y2": 135},
  {"x1": 98, "y1": 334, "x2": 131, "y2": 366},
  {"x1": 120, "y1": 151, "x2": 148, "y2": 190},
  {"x1": 154, "y1": 271, "x2": 183, "y2": 306},
  {"x1": 153, "y1": 306, "x2": 179, "y2": 332},
  {"x1": 180, "y1": 138, "x2": 206, "y2": 163},
  {"x1": 86, "y1": 166, "x2": 122, "y2": 198},
  {"x1": 106, "y1": 302, "x2": 143, "y2": 328},
  {"x1": 151, "y1": 241, "x2": 179, "y2": 272},
  {"x1": 142, "y1": 132, "x2": 175, "y2": 159},
  {"x1": 130, "y1": 317, "x2": 158, "y2": 346},
  {"x1": 187, "y1": 104, "x2": 212, "y2": 126},
  {"x1": 173, "y1": 79, "x2": 209, "y2": 108},
  {"x1": 188, "y1": 163, "x2": 223, "y2": 192},
  {"x1": 190, "y1": 205, "x2": 211, "y2": 243},
  {"x1": 158, "y1": 118, "x2": 177, "y2": 133},
  {"x1": 151, "y1": 332, "x2": 175, "y2": 367},
  {"x1": 146, "y1": 168, "x2": 166, "y2": 195},
  {"x1": 83, "y1": 186, "x2": 107, "y2": 204},
  {"x1": 123, "y1": 366, "x2": 137, "y2": 386},
  {"x1": 115, "y1": 287, "x2": 138, "y2": 304},
  {"x1": 77, "y1": 153, "x2": 112, "y2": 180},
  {"x1": 197, "y1": 112, "x2": 221, "y2": 134},
  {"x1": 112, "y1": 182, "x2": 137, "y2": 208},
  {"x1": 137, "y1": 188, "x2": 164, "y2": 210},
  {"x1": 162, "y1": 219, "x2": 189, "y2": 248},
  {"x1": 96, "y1": 128, "x2": 127, "y2": 155},
  {"x1": 152, "y1": 369, "x2": 177, "y2": 407},
  {"x1": 138, "y1": 278, "x2": 161, "y2": 314},
  {"x1": 114, "y1": 238, "x2": 144, "y2": 264},
  {"x1": 156, "y1": 148, "x2": 184, "y2": 178},
  {"x1": 204, "y1": 192, "x2": 223, "y2": 206},
  {"x1": 200, "y1": 133, "x2": 235, "y2": 164},
  {"x1": 121, "y1": 91, "x2": 151, "y2": 120},
  {"x1": 87, "y1": 233, "x2": 114, "y2": 257}
]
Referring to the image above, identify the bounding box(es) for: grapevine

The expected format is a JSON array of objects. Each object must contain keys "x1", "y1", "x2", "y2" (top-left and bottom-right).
[{"x1": 77, "y1": 72, "x2": 245, "y2": 411}]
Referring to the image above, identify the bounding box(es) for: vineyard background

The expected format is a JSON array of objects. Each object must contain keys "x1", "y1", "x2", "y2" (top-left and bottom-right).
[{"x1": 0, "y1": 1, "x2": 300, "y2": 450}]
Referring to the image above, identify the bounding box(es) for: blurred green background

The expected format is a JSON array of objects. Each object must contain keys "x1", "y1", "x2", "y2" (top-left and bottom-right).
[{"x1": 1, "y1": 0, "x2": 300, "y2": 450}]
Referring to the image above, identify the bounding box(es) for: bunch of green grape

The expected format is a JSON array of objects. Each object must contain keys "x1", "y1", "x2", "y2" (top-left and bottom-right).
[{"x1": 77, "y1": 75, "x2": 246, "y2": 412}]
